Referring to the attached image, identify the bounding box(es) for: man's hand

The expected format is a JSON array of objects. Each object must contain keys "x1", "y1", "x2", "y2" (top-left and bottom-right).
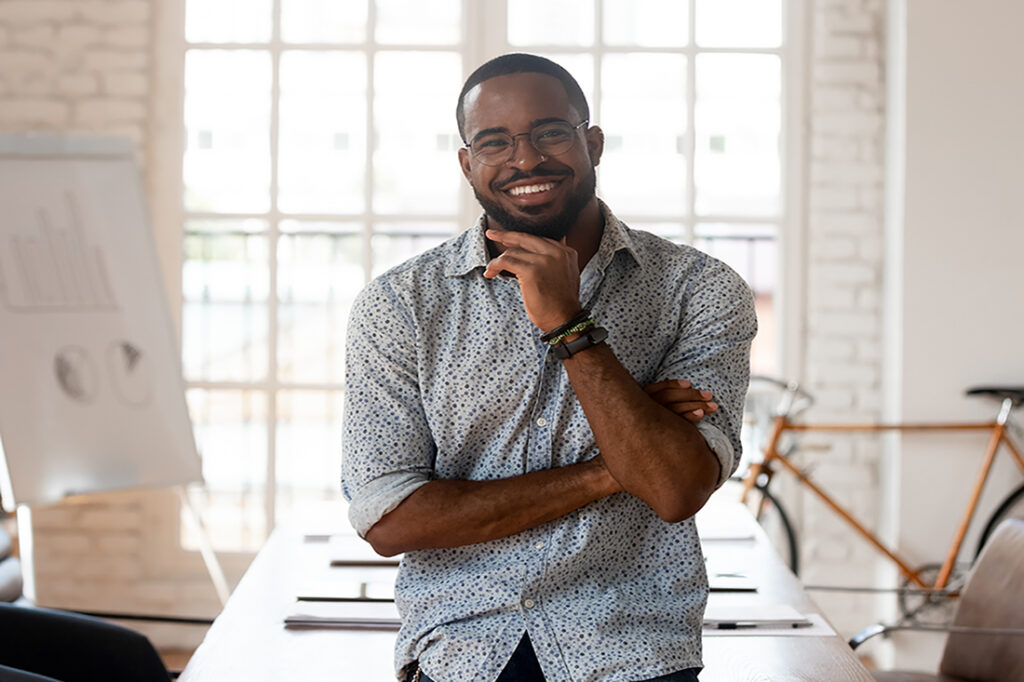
[
  {"x1": 644, "y1": 379, "x2": 718, "y2": 423},
  {"x1": 483, "y1": 229, "x2": 582, "y2": 333}
]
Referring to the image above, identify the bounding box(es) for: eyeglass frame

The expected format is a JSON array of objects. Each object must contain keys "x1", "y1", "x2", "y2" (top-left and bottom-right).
[{"x1": 462, "y1": 119, "x2": 590, "y2": 166}]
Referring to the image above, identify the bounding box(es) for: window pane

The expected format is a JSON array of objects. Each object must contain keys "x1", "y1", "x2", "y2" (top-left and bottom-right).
[
  {"x1": 695, "y1": 54, "x2": 780, "y2": 217},
  {"x1": 508, "y1": 0, "x2": 595, "y2": 46},
  {"x1": 281, "y1": 0, "x2": 367, "y2": 43},
  {"x1": 695, "y1": 0, "x2": 782, "y2": 47},
  {"x1": 375, "y1": 0, "x2": 461, "y2": 45},
  {"x1": 275, "y1": 390, "x2": 347, "y2": 531},
  {"x1": 599, "y1": 54, "x2": 687, "y2": 217},
  {"x1": 184, "y1": 50, "x2": 272, "y2": 213},
  {"x1": 186, "y1": 0, "x2": 272, "y2": 43},
  {"x1": 603, "y1": 0, "x2": 688, "y2": 47},
  {"x1": 279, "y1": 51, "x2": 367, "y2": 214},
  {"x1": 371, "y1": 225, "x2": 453, "y2": 277},
  {"x1": 373, "y1": 52, "x2": 462, "y2": 214},
  {"x1": 183, "y1": 223, "x2": 269, "y2": 382},
  {"x1": 183, "y1": 389, "x2": 268, "y2": 552},
  {"x1": 277, "y1": 227, "x2": 364, "y2": 383}
]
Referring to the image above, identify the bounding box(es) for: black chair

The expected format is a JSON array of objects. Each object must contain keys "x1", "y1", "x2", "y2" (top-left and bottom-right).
[
  {"x1": 0, "y1": 525, "x2": 174, "y2": 681},
  {"x1": 0, "y1": 664, "x2": 60, "y2": 682},
  {"x1": 0, "y1": 602, "x2": 173, "y2": 682},
  {"x1": 0, "y1": 525, "x2": 23, "y2": 605}
]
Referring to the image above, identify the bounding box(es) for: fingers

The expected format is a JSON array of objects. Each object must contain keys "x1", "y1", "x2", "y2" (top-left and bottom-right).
[
  {"x1": 486, "y1": 229, "x2": 568, "y2": 255},
  {"x1": 644, "y1": 379, "x2": 718, "y2": 421}
]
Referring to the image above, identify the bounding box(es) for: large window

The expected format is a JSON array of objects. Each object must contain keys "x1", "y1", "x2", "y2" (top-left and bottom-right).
[{"x1": 182, "y1": 0, "x2": 787, "y2": 551}]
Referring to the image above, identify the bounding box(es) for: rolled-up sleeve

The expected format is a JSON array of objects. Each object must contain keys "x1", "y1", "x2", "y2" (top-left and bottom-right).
[
  {"x1": 341, "y1": 279, "x2": 435, "y2": 537},
  {"x1": 655, "y1": 256, "x2": 757, "y2": 488}
]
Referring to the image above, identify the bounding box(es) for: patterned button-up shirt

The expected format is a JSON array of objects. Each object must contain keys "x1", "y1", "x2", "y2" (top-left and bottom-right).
[{"x1": 342, "y1": 202, "x2": 756, "y2": 682}]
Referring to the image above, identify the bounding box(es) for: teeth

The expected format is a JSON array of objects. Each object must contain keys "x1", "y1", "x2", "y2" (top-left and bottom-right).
[{"x1": 508, "y1": 182, "x2": 556, "y2": 196}]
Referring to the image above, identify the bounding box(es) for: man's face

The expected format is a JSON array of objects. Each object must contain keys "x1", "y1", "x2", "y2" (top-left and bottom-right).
[{"x1": 458, "y1": 72, "x2": 603, "y2": 240}]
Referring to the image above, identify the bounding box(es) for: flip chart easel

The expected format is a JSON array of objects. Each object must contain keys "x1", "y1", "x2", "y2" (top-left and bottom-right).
[{"x1": 0, "y1": 134, "x2": 227, "y2": 605}]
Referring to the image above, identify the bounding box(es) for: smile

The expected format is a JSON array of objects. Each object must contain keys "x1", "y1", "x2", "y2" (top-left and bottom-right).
[{"x1": 507, "y1": 182, "x2": 557, "y2": 197}]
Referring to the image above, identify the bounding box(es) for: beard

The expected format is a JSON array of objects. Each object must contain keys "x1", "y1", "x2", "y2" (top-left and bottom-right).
[{"x1": 473, "y1": 165, "x2": 597, "y2": 241}]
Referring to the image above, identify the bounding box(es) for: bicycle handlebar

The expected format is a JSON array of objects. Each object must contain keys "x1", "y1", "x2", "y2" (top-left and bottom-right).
[{"x1": 748, "y1": 375, "x2": 815, "y2": 417}]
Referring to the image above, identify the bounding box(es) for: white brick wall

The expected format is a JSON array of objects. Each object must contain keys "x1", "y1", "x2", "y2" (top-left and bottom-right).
[
  {"x1": 794, "y1": 0, "x2": 888, "y2": 637},
  {"x1": 0, "y1": 0, "x2": 150, "y2": 150}
]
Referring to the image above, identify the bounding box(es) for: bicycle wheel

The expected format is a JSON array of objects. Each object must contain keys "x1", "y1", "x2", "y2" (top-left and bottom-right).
[
  {"x1": 974, "y1": 482, "x2": 1024, "y2": 560},
  {"x1": 743, "y1": 482, "x2": 800, "y2": 575}
]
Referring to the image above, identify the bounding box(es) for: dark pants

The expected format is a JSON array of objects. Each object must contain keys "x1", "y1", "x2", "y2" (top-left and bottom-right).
[{"x1": 411, "y1": 633, "x2": 701, "y2": 681}]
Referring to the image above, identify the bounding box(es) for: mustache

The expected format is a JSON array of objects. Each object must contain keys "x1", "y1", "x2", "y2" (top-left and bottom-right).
[{"x1": 495, "y1": 168, "x2": 571, "y2": 191}]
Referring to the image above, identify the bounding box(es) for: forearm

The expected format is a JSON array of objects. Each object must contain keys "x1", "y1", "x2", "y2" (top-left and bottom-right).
[
  {"x1": 364, "y1": 457, "x2": 621, "y2": 556},
  {"x1": 562, "y1": 342, "x2": 720, "y2": 522}
]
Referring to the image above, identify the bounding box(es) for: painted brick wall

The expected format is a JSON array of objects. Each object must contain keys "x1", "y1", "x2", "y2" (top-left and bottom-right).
[
  {"x1": 0, "y1": 0, "x2": 152, "y2": 151},
  {"x1": 789, "y1": 0, "x2": 888, "y2": 636}
]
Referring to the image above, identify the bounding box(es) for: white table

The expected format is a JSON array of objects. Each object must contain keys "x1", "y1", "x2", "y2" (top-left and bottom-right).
[{"x1": 181, "y1": 500, "x2": 872, "y2": 681}]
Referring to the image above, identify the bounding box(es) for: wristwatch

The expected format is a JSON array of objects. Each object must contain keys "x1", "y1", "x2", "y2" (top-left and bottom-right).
[{"x1": 551, "y1": 326, "x2": 608, "y2": 360}]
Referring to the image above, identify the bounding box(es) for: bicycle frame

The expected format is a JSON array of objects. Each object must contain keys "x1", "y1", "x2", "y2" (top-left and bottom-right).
[{"x1": 740, "y1": 398, "x2": 1024, "y2": 590}]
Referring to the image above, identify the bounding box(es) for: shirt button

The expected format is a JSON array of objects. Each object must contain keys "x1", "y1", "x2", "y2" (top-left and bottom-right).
[
  {"x1": 524, "y1": 599, "x2": 536, "y2": 609},
  {"x1": 536, "y1": 417, "x2": 548, "y2": 427},
  {"x1": 534, "y1": 540, "x2": 545, "y2": 549}
]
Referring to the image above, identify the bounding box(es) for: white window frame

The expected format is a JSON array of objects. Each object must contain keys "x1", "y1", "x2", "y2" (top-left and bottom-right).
[{"x1": 143, "y1": 0, "x2": 806, "y2": 572}]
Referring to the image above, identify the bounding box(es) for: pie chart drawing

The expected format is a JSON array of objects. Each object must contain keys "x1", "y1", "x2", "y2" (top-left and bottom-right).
[
  {"x1": 54, "y1": 346, "x2": 98, "y2": 403},
  {"x1": 107, "y1": 340, "x2": 154, "y2": 407}
]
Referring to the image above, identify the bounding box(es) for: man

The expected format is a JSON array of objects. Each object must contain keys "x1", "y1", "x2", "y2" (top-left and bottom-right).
[{"x1": 342, "y1": 53, "x2": 756, "y2": 682}]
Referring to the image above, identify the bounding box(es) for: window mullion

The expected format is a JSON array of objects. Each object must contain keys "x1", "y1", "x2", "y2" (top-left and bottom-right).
[
  {"x1": 362, "y1": 2, "x2": 377, "y2": 282},
  {"x1": 265, "y1": 0, "x2": 282, "y2": 536},
  {"x1": 684, "y1": 0, "x2": 698, "y2": 243}
]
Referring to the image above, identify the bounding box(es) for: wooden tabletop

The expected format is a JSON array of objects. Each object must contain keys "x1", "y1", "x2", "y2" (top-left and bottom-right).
[{"x1": 180, "y1": 500, "x2": 872, "y2": 681}]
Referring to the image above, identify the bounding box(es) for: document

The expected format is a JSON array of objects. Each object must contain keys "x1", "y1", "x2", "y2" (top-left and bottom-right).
[{"x1": 284, "y1": 599, "x2": 402, "y2": 630}]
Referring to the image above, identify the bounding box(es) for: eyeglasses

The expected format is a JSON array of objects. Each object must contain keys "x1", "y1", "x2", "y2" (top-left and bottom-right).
[{"x1": 465, "y1": 120, "x2": 589, "y2": 166}]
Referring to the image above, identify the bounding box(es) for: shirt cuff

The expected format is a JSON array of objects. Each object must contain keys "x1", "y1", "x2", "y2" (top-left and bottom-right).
[
  {"x1": 347, "y1": 471, "x2": 431, "y2": 538},
  {"x1": 695, "y1": 421, "x2": 736, "y2": 489}
]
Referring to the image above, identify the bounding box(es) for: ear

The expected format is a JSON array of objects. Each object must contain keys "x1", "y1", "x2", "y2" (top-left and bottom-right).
[
  {"x1": 585, "y1": 125, "x2": 604, "y2": 167},
  {"x1": 458, "y1": 146, "x2": 472, "y2": 181}
]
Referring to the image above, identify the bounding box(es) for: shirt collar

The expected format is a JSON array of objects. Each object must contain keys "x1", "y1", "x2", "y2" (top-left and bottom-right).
[{"x1": 443, "y1": 200, "x2": 644, "y2": 278}]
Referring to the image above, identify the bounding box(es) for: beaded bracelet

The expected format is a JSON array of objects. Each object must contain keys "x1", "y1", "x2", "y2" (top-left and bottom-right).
[
  {"x1": 546, "y1": 318, "x2": 596, "y2": 346},
  {"x1": 539, "y1": 308, "x2": 591, "y2": 343}
]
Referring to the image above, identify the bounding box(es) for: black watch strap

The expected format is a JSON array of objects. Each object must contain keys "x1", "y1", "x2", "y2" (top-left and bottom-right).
[{"x1": 551, "y1": 326, "x2": 608, "y2": 360}]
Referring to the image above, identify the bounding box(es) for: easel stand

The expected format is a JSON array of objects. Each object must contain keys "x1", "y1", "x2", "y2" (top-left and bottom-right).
[{"x1": 16, "y1": 485, "x2": 230, "y2": 612}]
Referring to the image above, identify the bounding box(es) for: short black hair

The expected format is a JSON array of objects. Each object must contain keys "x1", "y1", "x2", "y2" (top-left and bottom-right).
[{"x1": 456, "y1": 53, "x2": 590, "y2": 142}]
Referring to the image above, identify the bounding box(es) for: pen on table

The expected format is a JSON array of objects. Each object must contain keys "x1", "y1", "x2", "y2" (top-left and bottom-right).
[{"x1": 706, "y1": 621, "x2": 813, "y2": 630}]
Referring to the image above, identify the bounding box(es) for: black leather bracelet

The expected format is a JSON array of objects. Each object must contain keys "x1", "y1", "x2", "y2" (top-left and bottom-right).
[
  {"x1": 539, "y1": 308, "x2": 590, "y2": 343},
  {"x1": 551, "y1": 326, "x2": 608, "y2": 360}
]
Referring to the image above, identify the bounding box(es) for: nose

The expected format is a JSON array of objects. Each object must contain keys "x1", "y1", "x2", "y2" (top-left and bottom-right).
[{"x1": 506, "y1": 133, "x2": 547, "y2": 168}]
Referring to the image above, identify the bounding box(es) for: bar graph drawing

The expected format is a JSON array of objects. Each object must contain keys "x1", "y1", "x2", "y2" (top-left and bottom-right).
[{"x1": 0, "y1": 192, "x2": 119, "y2": 313}]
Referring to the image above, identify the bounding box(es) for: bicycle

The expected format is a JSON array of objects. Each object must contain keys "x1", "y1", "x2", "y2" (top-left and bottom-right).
[{"x1": 735, "y1": 376, "x2": 1024, "y2": 622}]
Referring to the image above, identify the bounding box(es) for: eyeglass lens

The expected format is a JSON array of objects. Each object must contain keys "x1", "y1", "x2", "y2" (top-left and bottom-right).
[{"x1": 470, "y1": 121, "x2": 583, "y2": 166}]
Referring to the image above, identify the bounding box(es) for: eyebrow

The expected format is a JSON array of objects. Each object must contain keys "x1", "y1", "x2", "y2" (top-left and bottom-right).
[{"x1": 469, "y1": 117, "x2": 570, "y2": 144}]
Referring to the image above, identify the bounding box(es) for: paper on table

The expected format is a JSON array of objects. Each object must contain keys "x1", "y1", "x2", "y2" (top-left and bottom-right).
[
  {"x1": 703, "y1": 603, "x2": 807, "y2": 626},
  {"x1": 284, "y1": 599, "x2": 402, "y2": 630},
  {"x1": 295, "y1": 578, "x2": 395, "y2": 602},
  {"x1": 695, "y1": 503, "x2": 756, "y2": 542}
]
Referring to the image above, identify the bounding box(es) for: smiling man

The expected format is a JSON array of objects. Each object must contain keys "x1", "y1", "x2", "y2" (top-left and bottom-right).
[{"x1": 342, "y1": 54, "x2": 756, "y2": 682}]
